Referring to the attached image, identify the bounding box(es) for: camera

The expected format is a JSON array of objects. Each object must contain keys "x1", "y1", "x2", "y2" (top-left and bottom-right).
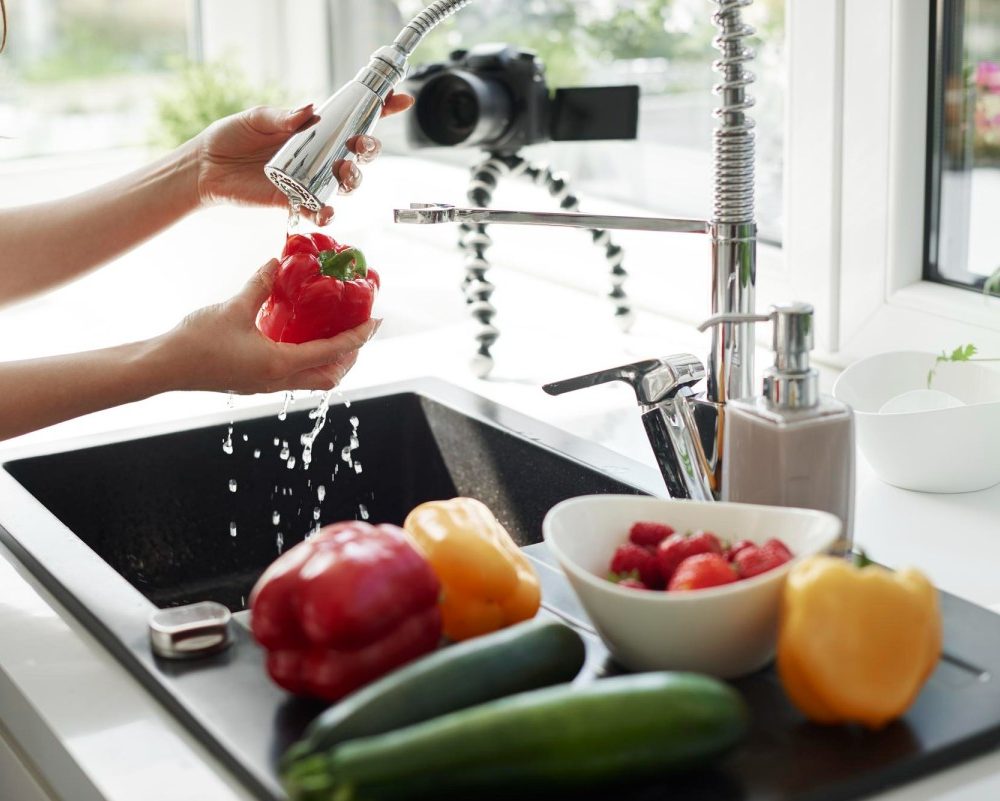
[{"x1": 403, "y1": 44, "x2": 640, "y2": 153}]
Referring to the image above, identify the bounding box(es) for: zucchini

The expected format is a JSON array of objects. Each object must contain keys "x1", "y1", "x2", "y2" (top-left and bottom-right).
[
  {"x1": 282, "y1": 617, "x2": 586, "y2": 768},
  {"x1": 284, "y1": 672, "x2": 748, "y2": 801}
]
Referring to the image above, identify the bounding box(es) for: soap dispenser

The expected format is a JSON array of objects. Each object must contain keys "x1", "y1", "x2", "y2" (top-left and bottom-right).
[{"x1": 700, "y1": 303, "x2": 854, "y2": 555}]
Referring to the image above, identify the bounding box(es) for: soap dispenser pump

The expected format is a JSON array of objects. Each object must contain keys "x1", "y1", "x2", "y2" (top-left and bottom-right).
[{"x1": 699, "y1": 303, "x2": 854, "y2": 555}]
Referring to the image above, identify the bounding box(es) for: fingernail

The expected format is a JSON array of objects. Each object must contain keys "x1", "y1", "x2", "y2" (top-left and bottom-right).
[
  {"x1": 290, "y1": 103, "x2": 313, "y2": 116},
  {"x1": 371, "y1": 318, "x2": 383, "y2": 337}
]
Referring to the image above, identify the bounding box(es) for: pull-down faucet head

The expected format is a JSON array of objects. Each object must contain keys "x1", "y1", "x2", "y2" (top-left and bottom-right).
[{"x1": 264, "y1": 0, "x2": 475, "y2": 212}]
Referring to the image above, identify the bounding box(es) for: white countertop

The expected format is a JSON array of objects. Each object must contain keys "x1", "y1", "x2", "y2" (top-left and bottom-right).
[{"x1": 1, "y1": 153, "x2": 999, "y2": 800}]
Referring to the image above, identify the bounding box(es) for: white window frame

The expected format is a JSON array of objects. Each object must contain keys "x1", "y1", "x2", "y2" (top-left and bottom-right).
[{"x1": 787, "y1": 0, "x2": 1000, "y2": 368}]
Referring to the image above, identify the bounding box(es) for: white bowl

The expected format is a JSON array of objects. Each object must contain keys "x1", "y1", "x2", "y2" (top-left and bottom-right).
[
  {"x1": 543, "y1": 495, "x2": 840, "y2": 678},
  {"x1": 833, "y1": 351, "x2": 1000, "y2": 493}
]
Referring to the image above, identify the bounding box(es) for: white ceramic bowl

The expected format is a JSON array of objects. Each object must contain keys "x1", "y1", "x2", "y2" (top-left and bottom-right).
[
  {"x1": 543, "y1": 495, "x2": 840, "y2": 678},
  {"x1": 833, "y1": 351, "x2": 1000, "y2": 493}
]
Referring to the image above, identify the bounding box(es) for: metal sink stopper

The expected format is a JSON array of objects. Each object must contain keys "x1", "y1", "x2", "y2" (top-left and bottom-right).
[{"x1": 149, "y1": 601, "x2": 233, "y2": 660}]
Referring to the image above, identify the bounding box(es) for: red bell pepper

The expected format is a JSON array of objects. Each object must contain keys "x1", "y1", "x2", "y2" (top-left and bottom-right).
[
  {"x1": 257, "y1": 233, "x2": 380, "y2": 344},
  {"x1": 249, "y1": 521, "x2": 442, "y2": 701}
]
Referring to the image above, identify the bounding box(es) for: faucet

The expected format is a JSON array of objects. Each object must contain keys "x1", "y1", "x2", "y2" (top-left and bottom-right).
[{"x1": 264, "y1": 0, "x2": 758, "y2": 500}]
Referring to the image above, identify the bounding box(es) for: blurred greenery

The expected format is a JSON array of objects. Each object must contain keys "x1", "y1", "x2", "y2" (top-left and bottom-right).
[
  {"x1": 398, "y1": 0, "x2": 785, "y2": 88},
  {"x1": 153, "y1": 58, "x2": 282, "y2": 148},
  {"x1": 20, "y1": 4, "x2": 185, "y2": 83}
]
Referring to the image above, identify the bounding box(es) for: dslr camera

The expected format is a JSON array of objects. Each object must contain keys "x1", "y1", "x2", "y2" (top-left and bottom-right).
[{"x1": 404, "y1": 43, "x2": 639, "y2": 154}]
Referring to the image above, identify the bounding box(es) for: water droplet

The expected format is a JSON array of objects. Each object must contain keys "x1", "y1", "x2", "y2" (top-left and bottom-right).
[
  {"x1": 278, "y1": 391, "x2": 294, "y2": 421},
  {"x1": 328, "y1": 442, "x2": 334, "y2": 452},
  {"x1": 358, "y1": 504, "x2": 370, "y2": 520},
  {"x1": 344, "y1": 400, "x2": 351, "y2": 408},
  {"x1": 287, "y1": 457, "x2": 296, "y2": 469},
  {"x1": 273, "y1": 437, "x2": 280, "y2": 447},
  {"x1": 222, "y1": 426, "x2": 234, "y2": 455},
  {"x1": 313, "y1": 507, "x2": 321, "y2": 520},
  {"x1": 276, "y1": 531, "x2": 285, "y2": 554},
  {"x1": 349, "y1": 415, "x2": 359, "y2": 428},
  {"x1": 317, "y1": 485, "x2": 326, "y2": 502},
  {"x1": 272, "y1": 511, "x2": 281, "y2": 525},
  {"x1": 229, "y1": 522, "x2": 238, "y2": 537},
  {"x1": 279, "y1": 445, "x2": 290, "y2": 460},
  {"x1": 253, "y1": 449, "x2": 261, "y2": 459},
  {"x1": 228, "y1": 479, "x2": 238, "y2": 493},
  {"x1": 354, "y1": 462, "x2": 363, "y2": 474}
]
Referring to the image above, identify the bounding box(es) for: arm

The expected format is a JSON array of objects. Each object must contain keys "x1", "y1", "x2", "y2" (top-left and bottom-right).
[
  {"x1": 0, "y1": 143, "x2": 200, "y2": 305},
  {"x1": 0, "y1": 261, "x2": 379, "y2": 441},
  {"x1": 0, "y1": 93, "x2": 414, "y2": 307}
]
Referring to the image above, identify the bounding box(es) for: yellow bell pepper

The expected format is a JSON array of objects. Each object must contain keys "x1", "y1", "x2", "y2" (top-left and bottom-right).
[
  {"x1": 403, "y1": 498, "x2": 541, "y2": 641},
  {"x1": 777, "y1": 555, "x2": 941, "y2": 730}
]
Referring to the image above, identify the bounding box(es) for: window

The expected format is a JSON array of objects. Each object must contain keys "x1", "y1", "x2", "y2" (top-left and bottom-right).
[
  {"x1": 387, "y1": 0, "x2": 787, "y2": 244},
  {"x1": 783, "y1": 0, "x2": 1000, "y2": 363},
  {"x1": 925, "y1": 0, "x2": 1000, "y2": 294},
  {"x1": 0, "y1": 1, "x2": 189, "y2": 158}
]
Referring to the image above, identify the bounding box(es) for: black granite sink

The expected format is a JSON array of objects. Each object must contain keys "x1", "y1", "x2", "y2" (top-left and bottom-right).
[{"x1": 2, "y1": 381, "x2": 648, "y2": 613}]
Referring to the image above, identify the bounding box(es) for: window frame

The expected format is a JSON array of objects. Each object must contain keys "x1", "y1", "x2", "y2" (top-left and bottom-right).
[{"x1": 786, "y1": 0, "x2": 1000, "y2": 367}]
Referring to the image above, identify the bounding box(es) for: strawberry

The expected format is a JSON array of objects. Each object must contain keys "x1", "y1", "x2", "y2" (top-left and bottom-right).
[
  {"x1": 656, "y1": 530, "x2": 724, "y2": 584},
  {"x1": 732, "y1": 538, "x2": 794, "y2": 579},
  {"x1": 629, "y1": 521, "x2": 675, "y2": 548},
  {"x1": 617, "y1": 577, "x2": 649, "y2": 591},
  {"x1": 667, "y1": 553, "x2": 738, "y2": 591},
  {"x1": 609, "y1": 543, "x2": 663, "y2": 588},
  {"x1": 726, "y1": 539, "x2": 755, "y2": 562}
]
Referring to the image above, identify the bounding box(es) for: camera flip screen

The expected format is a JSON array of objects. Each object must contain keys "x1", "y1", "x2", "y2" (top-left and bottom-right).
[{"x1": 551, "y1": 86, "x2": 640, "y2": 142}]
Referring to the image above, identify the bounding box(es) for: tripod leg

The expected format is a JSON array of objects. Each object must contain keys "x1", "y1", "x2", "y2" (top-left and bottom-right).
[{"x1": 460, "y1": 155, "x2": 509, "y2": 378}]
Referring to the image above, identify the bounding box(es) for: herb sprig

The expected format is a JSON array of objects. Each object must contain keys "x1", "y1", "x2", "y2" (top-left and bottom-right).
[{"x1": 927, "y1": 343, "x2": 1000, "y2": 388}]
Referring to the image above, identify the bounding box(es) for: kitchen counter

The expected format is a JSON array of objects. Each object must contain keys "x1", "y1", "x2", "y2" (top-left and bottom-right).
[{"x1": 1, "y1": 154, "x2": 999, "y2": 800}]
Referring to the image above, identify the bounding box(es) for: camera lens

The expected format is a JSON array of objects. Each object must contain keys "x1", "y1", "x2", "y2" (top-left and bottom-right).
[{"x1": 415, "y1": 71, "x2": 512, "y2": 148}]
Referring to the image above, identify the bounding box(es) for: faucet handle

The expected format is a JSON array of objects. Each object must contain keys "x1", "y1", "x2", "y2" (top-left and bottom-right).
[{"x1": 543, "y1": 355, "x2": 705, "y2": 406}]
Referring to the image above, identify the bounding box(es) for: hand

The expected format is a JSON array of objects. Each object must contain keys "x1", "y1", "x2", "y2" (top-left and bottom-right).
[
  {"x1": 161, "y1": 260, "x2": 381, "y2": 394},
  {"x1": 194, "y1": 93, "x2": 414, "y2": 225}
]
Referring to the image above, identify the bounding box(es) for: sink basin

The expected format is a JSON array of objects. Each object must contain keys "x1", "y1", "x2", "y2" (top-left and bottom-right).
[
  {"x1": 0, "y1": 378, "x2": 658, "y2": 800},
  {"x1": 2, "y1": 380, "x2": 649, "y2": 612}
]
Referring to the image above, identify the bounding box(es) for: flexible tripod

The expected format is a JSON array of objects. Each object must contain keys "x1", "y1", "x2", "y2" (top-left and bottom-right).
[{"x1": 457, "y1": 153, "x2": 634, "y2": 378}]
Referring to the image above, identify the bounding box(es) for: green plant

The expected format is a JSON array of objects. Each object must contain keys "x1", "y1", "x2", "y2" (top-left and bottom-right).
[
  {"x1": 926, "y1": 343, "x2": 1000, "y2": 387},
  {"x1": 152, "y1": 57, "x2": 282, "y2": 148}
]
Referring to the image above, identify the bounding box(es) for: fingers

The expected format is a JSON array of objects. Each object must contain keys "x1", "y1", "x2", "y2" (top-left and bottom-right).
[
  {"x1": 335, "y1": 160, "x2": 363, "y2": 194},
  {"x1": 347, "y1": 135, "x2": 382, "y2": 164},
  {"x1": 236, "y1": 259, "x2": 280, "y2": 312},
  {"x1": 283, "y1": 103, "x2": 315, "y2": 131},
  {"x1": 276, "y1": 318, "x2": 381, "y2": 373},
  {"x1": 239, "y1": 105, "x2": 304, "y2": 137},
  {"x1": 302, "y1": 205, "x2": 335, "y2": 226},
  {"x1": 382, "y1": 91, "x2": 415, "y2": 118}
]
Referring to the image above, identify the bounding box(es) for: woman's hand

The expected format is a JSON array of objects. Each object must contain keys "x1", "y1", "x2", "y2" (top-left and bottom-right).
[
  {"x1": 161, "y1": 260, "x2": 381, "y2": 394},
  {"x1": 194, "y1": 93, "x2": 414, "y2": 225}
]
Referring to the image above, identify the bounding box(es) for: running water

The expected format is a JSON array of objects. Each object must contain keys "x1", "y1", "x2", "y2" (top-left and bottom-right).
[
  {"x1": 301, "y1": 390, "x2": 336, "y2": 469},
  {"x1": 287, "y1": 203, "x2": 302, "y2": 233},
  {"x1": 278, "y1": 391, "x2": 294, "y2": 422},
  {"x1": 229, "y1": 479, "x2": 238, "y2": 493}
]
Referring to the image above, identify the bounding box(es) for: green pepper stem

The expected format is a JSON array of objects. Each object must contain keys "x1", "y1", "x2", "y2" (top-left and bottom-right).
[
  {"x1": 318, "y1": 248, "x2": 368, "y2": 280},
  {"x1": 853, "y1": 550, "x2": 873, "y2": 569}
]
